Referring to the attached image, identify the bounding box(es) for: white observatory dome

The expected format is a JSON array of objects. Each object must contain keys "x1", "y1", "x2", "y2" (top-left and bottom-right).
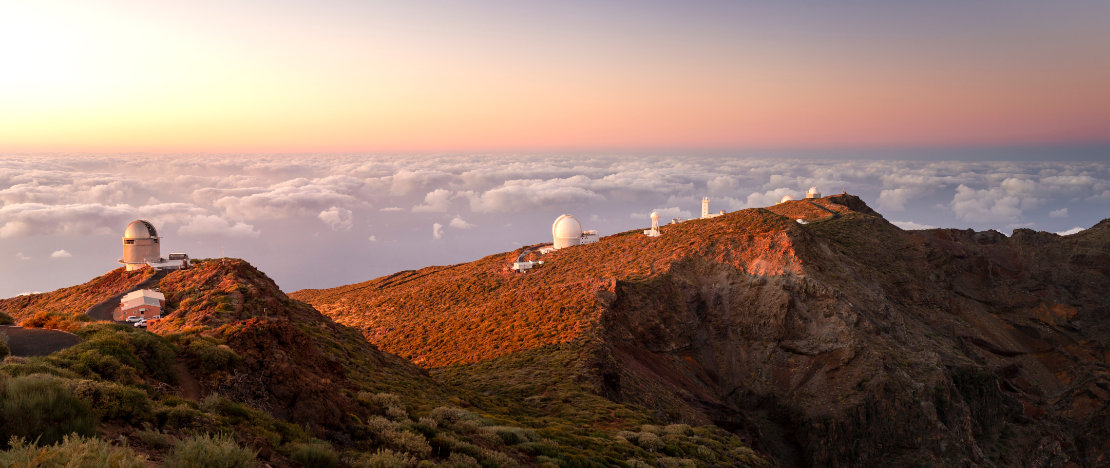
[
  {"x1": 779, "y1": 195, "x2": 795, "y2": 204},
  {"x1": 806, "y1": 187, "x2": 821, "y2": 198},
  {"x1": 124, "y1": 220, "x2": 158, "y2": 239},
  {"x1": 650, "y1": 211, "x2": 659, "y2": 221},
  {"x1": 552, "y1": 214, "x2": 584, "y2": 249}
]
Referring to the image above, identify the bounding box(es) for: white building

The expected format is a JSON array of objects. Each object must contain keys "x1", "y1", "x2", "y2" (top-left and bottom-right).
[
  {"x1": 119, "y1": 220, "x2": 161, "y2": 271},
  {"x1": 644, "y1": 211, "x2": 662, "y2": 237},
  {"x1": 118, "y1": 289, "x2": 165, "y2": 320},
  {"x1": 779, "y1": 195, "x2": 795, "y2": 204},
  {"x1": 701, "y1": 197, "x2": 723, "y2": 219},
  {"x1": 805, "y1": 187, "x2": 822, "y2": 199},
  {"x1": 512, "y1": 260, "x2": 545, "y2": 271}
]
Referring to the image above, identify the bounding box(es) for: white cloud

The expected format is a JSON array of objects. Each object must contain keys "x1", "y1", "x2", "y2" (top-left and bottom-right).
[
  {"x1": 432, "y1": 222, "x2": 444, "y2": 239},
  {"x1": 178, "y1": 215, "x2": 261, "y2": 238},
  {"x1": 891, "y1": 220, "x2": 936, "y2": 230},
  {"x1": 50, "y1": 249, "x2": 72, "y2": 259},
  {"x1": 464, "y1": 177, "x2": 605, "y2": 213},
  {"x1": 1056, "y1": 226, "x2": 1085, "y2": 236},
  {"x1": 413, "y1": 189, "x2": 453, "y2": 213},
  {"x1": 368, "y1": 235, "x2": 377, "y2": 242},
  {"x1": 0, "y1": 203, "x2": 133, "y2": 238},
  {"x1": 15, "y1": 252, "x2": 30, "y2": 261},
  {"x1": 380, "y1": 207, "x2": 405, "y2": 212},
  {"x1": 746, "y1": 188, "x2": 798, "y2": 208},
  {"x1": 631, "y1": 207, "x2": 692, "y2": 221},
  {"x1": 1049, "y1": 208, "x2": 1068, "y2": 219},
  {"x1": 318, "y1": 206, "x2": 353, "y2": 231},
  {"x1": 449, "y1": 216, "x2": 475, "y2": 229}
]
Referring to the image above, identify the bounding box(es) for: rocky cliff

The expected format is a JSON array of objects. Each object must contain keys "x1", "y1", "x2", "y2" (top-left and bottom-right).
[{"x1": 296, "y1": 195, "x2": 1110, "y2": 466}]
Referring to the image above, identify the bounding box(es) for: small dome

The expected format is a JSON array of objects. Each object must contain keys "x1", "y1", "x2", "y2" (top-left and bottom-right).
[
  {"x1": 779, "y1": 195, "x2": 795, "y2": 204},
  {"x1": 650, "y1": 211, "x2": 659, "y2": 220},
  {"x1": 552, "y1": 214, "x2": 583, "y2": 240},
  {"x1": 124, "y1": 220, "x2": 158, "y2": 239}
]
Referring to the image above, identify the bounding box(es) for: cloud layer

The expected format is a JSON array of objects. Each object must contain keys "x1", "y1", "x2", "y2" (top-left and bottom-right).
[{"x1": 2, "y1": 154, "x2": 1107, "y2": 299}]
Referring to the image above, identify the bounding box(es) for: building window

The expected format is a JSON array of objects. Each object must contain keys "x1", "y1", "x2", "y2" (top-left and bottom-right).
[{"x1": 125, "y1": 240, "x2": 135, "y2": 244}]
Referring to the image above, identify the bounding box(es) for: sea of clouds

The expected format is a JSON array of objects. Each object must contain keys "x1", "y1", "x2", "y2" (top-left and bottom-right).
[{"x1": 2, "y1": 154, "x2": 1107, "y2": 298}]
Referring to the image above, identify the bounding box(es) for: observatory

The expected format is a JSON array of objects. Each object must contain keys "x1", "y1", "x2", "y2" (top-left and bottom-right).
[
  {"x1": 119, "y1": 220, "x2": 161, "y2": 271},
  {"x1": 779, "y1": 195, "x2": 795, "y2": 204},
  {"x1": 806, "y1": 187, "x2": 822, "y2": 199},
  {"x1": 644, "y1": 211, "x2": 661, "y2": 237},
  {"x1": 552, "y1": 214, "x2": 599, "y2": 249},
  {"x1": 701, "y1": 197, "x2": 724, "y2": 219}
]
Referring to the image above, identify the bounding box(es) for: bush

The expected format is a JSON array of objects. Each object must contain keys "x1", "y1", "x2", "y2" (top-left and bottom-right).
[
  {"x1": 0, "y1": 311, "x2": 14, "y2": 325},
  {"x1": 0, "y1": 434, "x2": 146, "y2": 467},
  {"x1": 72, "y1": 379, "x2": 153, "y2": 424},
  {"x1": 352, "y1": 448, "x2": 417, "y2": 468},
  {"x1": 163, "y1": 433, "x2": 256, "y2": 468},
  {"x1": 0, "y1": 332, "x2": 8, "y2": 360},
  {"x1": 289, "y1": 441, "x2": 339, "y2": 468},
  {"x1": 0, "y1": 374, "x2": 96, "y2": 446},
  {"x1": 134, "y1": 424, "x2": 175, "y2": 449}
]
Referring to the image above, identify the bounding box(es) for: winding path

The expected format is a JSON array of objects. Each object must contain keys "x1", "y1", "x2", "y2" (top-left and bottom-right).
[{"x1": 1, "y1": 325, "x2": 80, "y2": 357}]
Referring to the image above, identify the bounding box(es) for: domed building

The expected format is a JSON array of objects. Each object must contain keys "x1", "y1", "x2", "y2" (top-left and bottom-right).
[
  {"x1": 552, "y1": 214, "x2": 599, "y2": 249},
  {"x1": 779, "y1": 194, "x2": 795, "y2": 204},
  {"x1": 805, "y1": 187, "x2": 822, "y2": 199},
  {"x1": 119, "y1": 220, "x2": 162, "y2": 271}
]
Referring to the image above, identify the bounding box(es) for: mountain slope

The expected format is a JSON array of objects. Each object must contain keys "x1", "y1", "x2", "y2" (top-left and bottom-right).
[{"x1": 295, "y1": 194, "x2": 1110, "y2": 466}]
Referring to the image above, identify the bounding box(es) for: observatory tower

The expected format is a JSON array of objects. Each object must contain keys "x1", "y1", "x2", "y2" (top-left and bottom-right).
[
  {"x1": 644, "y1": 211, "x2": 661, "y2": 237},
  {"x1": 119, "y1": 220, "x2": 161, "y2": 271}
]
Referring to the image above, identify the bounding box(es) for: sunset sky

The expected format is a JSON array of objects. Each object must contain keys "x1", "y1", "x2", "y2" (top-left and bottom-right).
[{"x1": 2, "y1": 1, "x2": 1109, "y2": 153}]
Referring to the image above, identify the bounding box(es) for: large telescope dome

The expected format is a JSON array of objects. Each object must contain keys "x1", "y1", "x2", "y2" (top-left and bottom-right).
[
  {"x1": 552, "y1": 214, "x2": 583, "y2": 249},
  {"x1": 124, "y1": 220, "x2": 158, "y2": 239}
]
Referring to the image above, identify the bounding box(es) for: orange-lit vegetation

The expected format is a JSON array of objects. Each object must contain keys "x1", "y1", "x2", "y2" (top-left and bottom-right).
[
  {"x1": 0, "y1": 268, "x2": 155, "y2": 331},
  {"x1": 293, "y1": 204, "x2": 820, "y2": 367}
]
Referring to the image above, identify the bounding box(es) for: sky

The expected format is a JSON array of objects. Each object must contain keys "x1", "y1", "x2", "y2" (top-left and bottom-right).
[
  {"x1": 1, "y1": 1, "x2": 1108, "y2": 152},
  {"x1": 1, "y1": 2, "x2": 1109, "y2": 297}
]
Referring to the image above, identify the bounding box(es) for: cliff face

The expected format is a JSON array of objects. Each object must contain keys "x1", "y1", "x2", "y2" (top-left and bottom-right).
[
  {"x1": 594, "y1": 198, "x2": 1110, "y2": 466},
  {"x1": 298, "y1": 195, "x2": 1110, "y2": 466}
]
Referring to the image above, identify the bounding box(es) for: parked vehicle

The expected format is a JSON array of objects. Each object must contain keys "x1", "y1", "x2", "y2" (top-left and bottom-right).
[
  {"x1": 150, "y1": 315, "x2": 162, "y2": 320},
  {"x1": 125, "y1": 316, "x2": 141, "y2": 323},
  {"x1": 134, "y1": 319, "x2": 147, "y2": 328}
]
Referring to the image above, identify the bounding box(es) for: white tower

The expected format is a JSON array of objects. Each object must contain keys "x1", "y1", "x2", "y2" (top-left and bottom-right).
[
  {"x1": 119, "y1": 220, "x2": 161, "y2": 271},
  {"x1": 644, "y1": 211, "x2": 661, "y2": 237},
  {"x1": 702, "y1": 197, "x2": 710, "y2": 218}
]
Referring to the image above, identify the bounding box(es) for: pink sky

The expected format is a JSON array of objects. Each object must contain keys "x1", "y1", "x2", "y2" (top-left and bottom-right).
[{"x1": 1, "y1": 1, "x2": 1108, "y2": 153}]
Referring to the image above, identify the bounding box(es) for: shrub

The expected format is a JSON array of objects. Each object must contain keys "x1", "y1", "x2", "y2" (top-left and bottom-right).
[
  {"x1": 134, "y1": 424, "x2": 175, "y2": 449},
  {"x1": 445, "y1": 453, "x2": 480, "y2": 468},
  {"x1": 0, "y1": 435, "x2": 146, "y2": 467},
  {"x1": 0, "y1": 332, "x2": 8, "y2": 359},
  {"x1": 0, "y1": 374, "x2": 96, "y2": 446},
  {"x1": 0, "y1": 312, "x2": 14, "y2": 326},
  {"x1": 163, "y1": 433, "x2": 256, "y2": 468},
  {"x1": 289, "y1": 441, "x2": 339, "y2": 468},
  {"x1": 72, "y1": 379, "x2": 153, "y2": 425},
  {"x1": 187, "y1": 337, "x2": 241, "y2": 372},
  {"x1": 384, "y1": 429, "x2": 432, "y2": 458},
  {"x1": 353, "y1": 448, "x2": 417, "y2": 468}
]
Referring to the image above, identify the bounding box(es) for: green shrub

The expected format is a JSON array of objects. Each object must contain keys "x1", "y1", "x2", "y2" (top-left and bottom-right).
[
  {"x1": 0, "y1": 312, "x2": 14, "y2": 325},
  {"x1": 0, "y1": 374, "x2": 96, "y2": 446},
  {"x1": 1, "y1": 356, "x2": 79, "y2": 379},
  {"x1": 352, "y1": 448, "x2": 417, "y2": 468},
  {"x1": 55, "y1": 324, "x2": 176, "y2": 383},
  {"x1": 163, "y1": 433, "x2": 256, "y2": 468},
  {"x1": 155, "y1": 404, "x2": 209, "y2": 429},
  {"x1": 72, "y1": 379, "x2": 153, "y2": 424},
  {"x1": 0, "y1": 332, "x2": 8, "y2": 359},
  {"x1": 134, "y1": 424, "x2": 175, "y2": 449},
  {"x1": 289, "y1": 441, "x2": 339, "y2": 468},
  {"x1": 0, "y1": 434, "x2": 146, "y2": 467}
]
